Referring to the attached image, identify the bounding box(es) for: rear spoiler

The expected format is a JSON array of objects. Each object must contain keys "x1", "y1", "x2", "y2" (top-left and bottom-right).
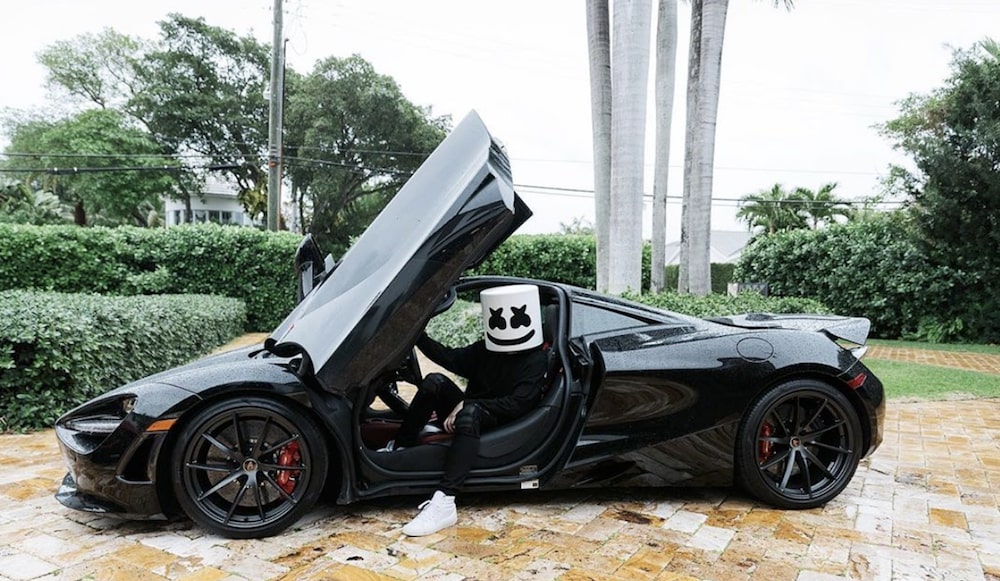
[{"x1": 708, "y1": 313, "x2": 872, "y2": 346}]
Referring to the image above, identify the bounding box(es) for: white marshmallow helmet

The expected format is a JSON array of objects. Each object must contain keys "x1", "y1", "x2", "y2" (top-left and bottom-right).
[{"x1": 480, "y1": 284, "x2": 543, "y2": 352}]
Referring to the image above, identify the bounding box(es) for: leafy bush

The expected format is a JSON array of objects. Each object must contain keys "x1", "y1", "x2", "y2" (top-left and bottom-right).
[
  {"x1": 473, "y1": 235, "x2": 598, "y2": 288},
  {"x1": 426, "y1": 300, "x2": 481, "y2": 348},
  {"x1": 474, "y1": 234, "x2": 657, "y2": 291},
  {"x1": 116, "y1": 225, "x2": 300, "y2": 331},
  {"x1": 0, "y1": 224, "x2": 130, "y2": 293},
  {"x1": 0, "y1": 291, "x2": 246, "y2": 431},
  {"x1": 0, "y1": 224, "x2": 301, "y2": 330},
  {"x1": 734, "y1": 213, "x2": 966, "y2": 339},
  {"x1": 662, "y1": 263, "x2": 737, "y2": 294},
  {"x1": 626, "y1": 290, "x2": 830, "y2": 318}
]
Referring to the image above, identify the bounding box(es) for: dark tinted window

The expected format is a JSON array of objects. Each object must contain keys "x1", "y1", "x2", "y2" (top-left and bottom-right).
[{"x1": 571, "y1": 302, "x2": 648, "y2": 337}]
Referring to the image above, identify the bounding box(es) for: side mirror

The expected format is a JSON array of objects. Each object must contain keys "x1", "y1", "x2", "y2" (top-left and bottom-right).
[{"x1": 294, "y1": 234, "x2": 325, "y2": 303}]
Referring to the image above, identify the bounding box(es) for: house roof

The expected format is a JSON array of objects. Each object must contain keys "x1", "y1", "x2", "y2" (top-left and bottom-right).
[{"x1": 663, "y1": 230, "x2": 752, "y2": 265}]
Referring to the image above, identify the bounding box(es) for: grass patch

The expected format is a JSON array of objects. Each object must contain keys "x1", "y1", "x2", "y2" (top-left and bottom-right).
[
  {"x1": 869, "y1": 339, "x2": 1000, "y2": 355},
  {"x1": 864, "y1": 358, "x2": 1000, "y2": 401}
]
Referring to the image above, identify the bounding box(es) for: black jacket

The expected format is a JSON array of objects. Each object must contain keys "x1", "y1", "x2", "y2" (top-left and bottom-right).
[{"x1": 417, "y1": 335, "x2": 546, "y2": 423}]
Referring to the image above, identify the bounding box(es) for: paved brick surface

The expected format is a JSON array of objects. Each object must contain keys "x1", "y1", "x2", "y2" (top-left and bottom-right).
[
  {"x1": 1, "y1": 397, "x2": 999, "y2": 580},
  {"x1": 2, "y1": 337, "x2": 999, "y2": 580}
]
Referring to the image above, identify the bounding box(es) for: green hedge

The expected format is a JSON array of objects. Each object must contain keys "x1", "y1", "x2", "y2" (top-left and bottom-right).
[
  {"x1": 473, "y1": 235, "x2": 599, "y2": 289},
  {"x1": 734, "y1": 214, "x2": 967, "y2": 340},
  {"x1": 0, "y1": 291, "x2": 246, "y2": 431},
  {"x1": 0, "y1": 224, "x2": 301, "y2": 330},
  {"x1": 476, "y1": 234, "x2": 743, "y2": 294},
  {"x1": 625, "y1": 290, "x2": 830, "y2": 318},
  {"x1": 0, "y1": 227, "x2": 748, "y2": 332},
  {"x1": 662, "y1": 263, "x2": 737, "y2": 294}
]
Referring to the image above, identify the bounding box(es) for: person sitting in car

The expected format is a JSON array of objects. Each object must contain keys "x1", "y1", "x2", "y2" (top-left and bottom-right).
[{"x1": 380, "y1": 284, "x2": 547, "y2": 537}]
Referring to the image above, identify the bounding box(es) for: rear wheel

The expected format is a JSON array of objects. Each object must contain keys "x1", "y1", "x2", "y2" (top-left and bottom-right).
[
  {"x1": 171, "y1": 397, "x2": 328, "y2": 538},
  {"x1": 736, "y1": 379, "x2": 862, "y2": 509}
]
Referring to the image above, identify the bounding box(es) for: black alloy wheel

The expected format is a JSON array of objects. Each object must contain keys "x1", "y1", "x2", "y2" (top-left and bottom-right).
[
  {"x1": 736, "y1": 379, "x2": 863, "y2": 509},
  {"x1": 172, "y1": 397, "x2": 329, "y2": 538}
]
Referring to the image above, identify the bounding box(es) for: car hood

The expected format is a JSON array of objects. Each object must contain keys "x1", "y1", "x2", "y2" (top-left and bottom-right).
[{"x1": 266, "y1": 111, "x2": 531, "y2": 395}]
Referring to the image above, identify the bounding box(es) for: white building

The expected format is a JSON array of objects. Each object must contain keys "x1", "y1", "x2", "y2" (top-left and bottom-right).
[
  {"x1": 663, "y1": 230, "x2": 752, "y2": 265},
  {"x1": 163, "y1": 176, "x2": 256, "y2": 227}
]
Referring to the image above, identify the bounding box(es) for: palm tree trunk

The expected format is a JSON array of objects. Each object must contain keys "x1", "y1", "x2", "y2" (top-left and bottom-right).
[
  {"x1": 680, "y1": 0, "x2": 728, "y2": 296},
  {"x1": 609, "y1": 0, "x2": 652, "y2": 294},
  {"x1": 651, "y1": 0, "x2": 678, "y2": 293},
  {"x1": 586, "y1": 0, "x2": 612, "y2": 292}
]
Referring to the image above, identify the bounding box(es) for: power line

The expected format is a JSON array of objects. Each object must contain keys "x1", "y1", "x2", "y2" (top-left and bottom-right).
[
  {"x1": 515, "y1": 183, "x2": 908, "y2": 206},
  {"x1": 0, "y1": 152, "x2": 213, "y2": 160},
  {"x1": 1, "y1": 149, "x2": 889, "y2": 178},
  {"x1": 0, "y1": 164, "x2": 240, "y2": 174},
  {"x1": 282, "y1": 155, "x2": 414, "y2": 176},
  {"x1": 0, "y1": 165, "x2": 905, "y2": 206}
]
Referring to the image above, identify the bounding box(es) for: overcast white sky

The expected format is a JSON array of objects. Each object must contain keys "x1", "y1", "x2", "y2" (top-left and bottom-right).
[{"x1": 2, "y1": 0, "x2": 998, "y2": 238}]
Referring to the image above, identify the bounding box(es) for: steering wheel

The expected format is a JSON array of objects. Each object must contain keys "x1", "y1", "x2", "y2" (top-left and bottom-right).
[
  {"x1": 396, "y1": 346, "x2": 423, "y2": 386},
  {"x1": 371, "y1": 347, "x2": 422, "y2": 415}
]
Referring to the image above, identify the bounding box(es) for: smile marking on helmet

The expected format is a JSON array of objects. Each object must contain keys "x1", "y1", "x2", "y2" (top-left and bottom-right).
[{"x1": 486, "y1": 305, "x2": 537, "y2": 346}]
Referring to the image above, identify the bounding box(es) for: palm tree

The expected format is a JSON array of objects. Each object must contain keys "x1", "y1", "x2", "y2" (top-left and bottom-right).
[
  {"x1": 678, "y1": 0, "x2": 794, "y2": 295},
  {"x1": 585, "y1": 0, "x2": 612, "y2": 292},
  {"x1": 736, "y1": 183, "x2": 808, "y2": 234},
  {"x1": 651, "y1": 0, "x2": 679, "y2": 293},
  {"x1": 794, "y1": 182, "x2": 853, "y2": 229},
  {"x1": 0, "y1": 183, "x2": 73, "y2": 225},
  {"x1": 608, "y1": 0, "x2": 652, "y2": 293}
]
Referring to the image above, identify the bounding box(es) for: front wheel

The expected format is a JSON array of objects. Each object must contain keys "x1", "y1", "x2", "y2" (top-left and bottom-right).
[
  {"x1": 735, "y1": 379, "x2": 862, "y2": 509},
  {"x1": 171, "y1": 397, "x2": 329, "y2": 538}
]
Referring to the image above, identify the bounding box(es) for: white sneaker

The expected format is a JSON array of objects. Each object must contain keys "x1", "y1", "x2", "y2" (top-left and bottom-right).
[
  {"x1": 401, "y1": 491, "x2": 457, "y2": 536},
  {"x1": 377, "y1": 440, "x2": 406, "y2": 452}
]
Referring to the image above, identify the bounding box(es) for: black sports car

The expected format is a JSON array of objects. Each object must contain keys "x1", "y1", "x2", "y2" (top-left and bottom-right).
[{"x1": 55, "y1": 112, "x2": 884, "y2": 539}]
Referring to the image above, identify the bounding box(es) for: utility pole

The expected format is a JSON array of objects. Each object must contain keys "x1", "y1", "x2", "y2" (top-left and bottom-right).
[{"x1": 266, "y1": 0, "x2": 284, "y2": 231}]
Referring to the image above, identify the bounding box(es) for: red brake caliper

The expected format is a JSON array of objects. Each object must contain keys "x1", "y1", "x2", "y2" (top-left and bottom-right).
[
  {"x1": 759, "y1": 422, "x2": 774, "y2": 462},
  {"x1": 276, "y1": 441, "x2": 301, "y2": 495}
]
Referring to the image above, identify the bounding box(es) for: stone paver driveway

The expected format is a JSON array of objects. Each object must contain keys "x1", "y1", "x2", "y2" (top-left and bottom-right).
[{"x1": 1, "y1": 397, "x2": 999, "y2": 580}]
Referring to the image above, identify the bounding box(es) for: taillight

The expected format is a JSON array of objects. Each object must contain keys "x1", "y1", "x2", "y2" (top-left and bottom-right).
[{"x1": 846, "y1": 373, "x2": 867, "y2": 390}]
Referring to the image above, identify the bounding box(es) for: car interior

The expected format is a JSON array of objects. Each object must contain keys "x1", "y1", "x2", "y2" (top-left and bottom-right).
[{"x1": 358, "y1": 282, "x2": 571, "y2": 474}]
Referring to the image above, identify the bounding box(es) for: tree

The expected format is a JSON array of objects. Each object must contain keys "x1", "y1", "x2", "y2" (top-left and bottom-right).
[
  {"x1": 736, "y1": 183, "x2": 808, "y2": 235},
  {"x1": 651, "y1": 0, "x2": 679, "y2": 292},
  {"x1": 131, "y1": 14, "x2": 271, "y2": 217},
  {"x1": 283, "y1": 55, "x2": 449, "y2": 254},
  {"x1": 35, "y1": 19, "x2": 239, "y2": 224},
  {"x1": 586, "y1": 0, "x2": 613, "y2": 292},
  {"x1": 608, "y1": 0, "x2": 653, "y2": 294},
  {"x1": 678, "y1": 0, "x2": 794, "y2": 295},
  {"x1": 793, "y1": 182, "x2": 852, "y2": 229},
  {"x1": 37, "y1": 28, "x2": 148, "y2": 112},
  {"x1": 559, "y1": 217, "x2": 595, "y2": 235},
  {"x1": 678, "y1": 0, "x2": 728, "y2": 295},
  {"x1": 882, "y1": 39, "x2": 1000, "y2": 340},
  {"x1": 1, "y1": 110, "x2": 175, "y2": 226}
]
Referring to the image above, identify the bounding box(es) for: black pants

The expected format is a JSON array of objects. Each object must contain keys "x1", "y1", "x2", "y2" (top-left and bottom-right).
[{"x1": 395, "y1": 373, "x2": 498, "y2": 496}]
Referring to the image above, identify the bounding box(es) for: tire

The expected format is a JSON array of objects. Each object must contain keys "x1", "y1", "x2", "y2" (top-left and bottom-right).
[
  {"x1": 735, "y1": 379, "x2": 862, "y2": 509},
  {"x1": 171, "y1": 397, "x2": 329, "y2": 538}
]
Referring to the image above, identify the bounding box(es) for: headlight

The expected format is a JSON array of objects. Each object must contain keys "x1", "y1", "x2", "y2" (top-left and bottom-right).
[{"x1": 56, "y1": 394, "x2": 136, "y2": 455}]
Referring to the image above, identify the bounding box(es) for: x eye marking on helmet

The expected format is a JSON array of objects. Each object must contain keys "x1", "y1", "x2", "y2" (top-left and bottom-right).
[{"x1": 486, "y1": 304, "x2": 535, "y2": 346}]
